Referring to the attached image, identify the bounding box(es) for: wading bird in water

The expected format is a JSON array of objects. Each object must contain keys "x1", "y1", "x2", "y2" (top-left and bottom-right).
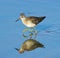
[
  {"x1": 16, "y1": 13, "x2": 46, "y2": 37},
  {"x1": 16, "y1": 13, "x2": 46, "y2": 28}
]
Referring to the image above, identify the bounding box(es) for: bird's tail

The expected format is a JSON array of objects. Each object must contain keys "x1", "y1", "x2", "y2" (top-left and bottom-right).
[
  {"x1": 39, "y1": 16, "x2": 46, "y2": 22},
  {"x1": 38, "y1": 43, "x2": 45, "y2": 48}
]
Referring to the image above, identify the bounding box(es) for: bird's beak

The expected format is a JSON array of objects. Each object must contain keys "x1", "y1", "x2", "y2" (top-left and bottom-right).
[
  {"x1": 15, "y1": 48, "x2": 19, "y2": 51},
  {"x1": 16, "y1": 18, "x2": 20, "y2": 22}
]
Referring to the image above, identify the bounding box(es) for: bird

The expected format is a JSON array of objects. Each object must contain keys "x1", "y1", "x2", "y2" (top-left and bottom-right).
[
  {"x1": 16, "y1": 13, "x2": 46, "y2": 28},
  {"x1": 15, "y1": 39, "x2": 44, "y2": 54}
]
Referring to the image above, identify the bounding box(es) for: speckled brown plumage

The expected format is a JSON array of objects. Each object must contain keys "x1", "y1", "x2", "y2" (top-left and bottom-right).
[
  {"x1": 16, "y1": 13, "x2": 46, "y2": 27},
  {"x1": 26, "y1": 16, "x2": 46, "y2": 25}
]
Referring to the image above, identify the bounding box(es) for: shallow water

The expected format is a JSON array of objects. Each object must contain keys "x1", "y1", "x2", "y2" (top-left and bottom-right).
[{"x1": 0, "y1": 0, "x2": 60, "y2": 58}]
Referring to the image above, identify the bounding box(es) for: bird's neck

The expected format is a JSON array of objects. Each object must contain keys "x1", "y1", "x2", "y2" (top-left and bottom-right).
[
  {"x1": 20, "y1": 17, "x2": 27, "y2": 24},
  {"x1": 21, "y1": 17, "x2": 26, "y2": 21}
]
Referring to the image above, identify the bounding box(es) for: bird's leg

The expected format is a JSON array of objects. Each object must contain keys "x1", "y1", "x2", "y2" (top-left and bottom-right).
[
  {"x1": 29, "y1": 32, "x2": 33, "y2": 39},
  {"x1": 29, "y1": 27, "x2": 35, "y2": 32},
  {"x1": 29, "y1": 27, "x2": 38, "y2": 39},
  {"x1": 22, "y1": 27, "x2": 38, "y2": 39},
  {"x1": 32, "y1": 28, "x2": 38, "y2": 39},
  {"x1": 34, "y1": 30, "x2": 38, "y2": 39},
  {"x1": 23, "y1": 27, "x2": 34, "y2": 39},
  {"x1": 22, "y1": 27, "x2": 34, "y2": 39},
  {"x1": 22, "y1": 27, "x2": 30, "y2": 38}
]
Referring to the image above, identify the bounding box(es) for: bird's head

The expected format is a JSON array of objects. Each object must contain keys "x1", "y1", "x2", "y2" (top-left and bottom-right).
[
  {"x1": 15, "y1": 48, "x2": 24, "y2": 54},
  {"x1": 16, "y1": 13, "x2": 26, "y2": 22}
]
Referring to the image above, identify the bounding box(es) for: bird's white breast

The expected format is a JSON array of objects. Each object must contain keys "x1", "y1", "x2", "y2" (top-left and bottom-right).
[{"x1": 21, "y1": 18, "x2": 36, "y2": 27}]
